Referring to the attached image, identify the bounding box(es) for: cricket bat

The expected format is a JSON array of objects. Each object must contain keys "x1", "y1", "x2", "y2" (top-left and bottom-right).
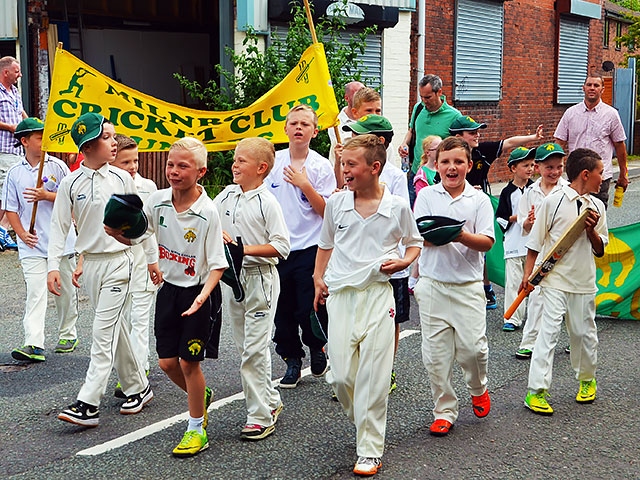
[{"x1": 504, "y1": 208, "x2": 592, "y2": 320}]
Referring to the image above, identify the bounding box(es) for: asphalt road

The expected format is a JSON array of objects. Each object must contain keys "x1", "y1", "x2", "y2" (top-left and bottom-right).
[{"x1": 1, "y1": 179, "x2": 639, "y2": 480}]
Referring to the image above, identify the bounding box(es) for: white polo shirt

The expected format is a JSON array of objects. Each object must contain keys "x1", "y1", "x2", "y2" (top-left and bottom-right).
[
  {"x1": 136, "y1": 185, "x2": 227, "y2": 288},
  {"x1": 379, "y1": 160, "x2": 410, "y2": 279},
  {"x1": 213, "y1": 183, "x2": 290, "y2": 268},
  {"x1": 318, "y1": 186, "x2": 423, "y2": 292},
  {"x1": 517, "y1": 177, "x2": 568, "y2": 231},
  {"x1": 526, "y1": 185, "x2": 608, "y2": 294},
  {"x1": 48, "y1": 163, "x2": 136, "y2": 271},
  {"x1": 265, "y1": 148, "x2": 336, "y2": 251},
  {"x1": 2, "y1": 155, "x2": 76, "y2": 259},
  {"x1": 134, "y1": 173, "x2": 157, "y2": 202},
  {"x1": 414, "y1": 182, "x2": 495, "y2": 284}
]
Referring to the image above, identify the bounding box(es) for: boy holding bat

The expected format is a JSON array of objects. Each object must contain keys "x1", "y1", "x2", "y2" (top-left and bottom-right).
[{"x1": 523, "y1": 148, "x2": 608, "y2": 415}]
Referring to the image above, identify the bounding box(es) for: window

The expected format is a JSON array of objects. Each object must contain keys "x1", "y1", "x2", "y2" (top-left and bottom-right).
[
  {"x1": 616, "y1": 22, "x2": 622, "y2": 50},
  {"x1": 557, "y1": 15, "x2": 589, "y2": 104},
  {"x1": 454, "y1": 0, "x2": 504, "y2": 102},
  {"x1": 604, "y1": 17, "x2": 609, "y2": 49}
]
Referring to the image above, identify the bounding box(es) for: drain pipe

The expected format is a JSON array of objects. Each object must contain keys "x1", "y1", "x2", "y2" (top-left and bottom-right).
[{"x1": 417, "y1": 0, "x2": 425, "y2": 94}]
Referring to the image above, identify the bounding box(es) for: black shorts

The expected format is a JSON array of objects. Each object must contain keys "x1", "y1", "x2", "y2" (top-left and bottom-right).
[
  {"x1": 390, "y1": 277, "x2": 410, "y2": 324},
  {"x1": 155, "y1": 282, "x2": 212, "y2": 361}
]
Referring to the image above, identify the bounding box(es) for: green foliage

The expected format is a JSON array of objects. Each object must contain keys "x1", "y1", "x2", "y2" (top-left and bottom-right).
[
  {"x1": 174, "y1": 0, "x2": 375, "y2": 196},
  {"x1": 611, "y1": 0, "x2": 640, "y2": 10}
]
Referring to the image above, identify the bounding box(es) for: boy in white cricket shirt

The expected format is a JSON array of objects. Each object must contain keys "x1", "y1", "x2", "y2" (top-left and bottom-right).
[
  {"x1": 496, "y1": 147, "x2": 535, "y2": 332},
  {"x1": 266, "y1": 104, "x2": 336, "y2": 388},
  {"x1": 523, "y1": 148, "x2": 607, "y2": 415},
  {"x1": 3, "y1": 117, "x2": 78, "y2": 362},
  {"x1": 111, "y1": 134, "x2": 158, "y2": 397},
  {"x1": 214, "y1": 137, "x2": 290, "y2": 441},
  {"x1": 313, "y1": 134, "x2": 422, "y2": 476},
  {"x1": 341, "y1": 114, "x2": 410, "y2": 394},
  {"x1": 49, "y1": 112, "x2": 151, "y2": 428},
  {"x1": 413, "y1": 136, "x2": 495, "y2": 437},
  {"x1": 515, "y1": 143, "x2": 568, "y2": 360},
  {"x1": 107, "y1": 137, "x2": 227, "y2": 457}
]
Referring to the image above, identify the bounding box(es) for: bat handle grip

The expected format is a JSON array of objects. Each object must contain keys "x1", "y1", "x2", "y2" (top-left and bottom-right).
[{"x1": 504, "y1": 283, "x2": 534, "y2": 320}]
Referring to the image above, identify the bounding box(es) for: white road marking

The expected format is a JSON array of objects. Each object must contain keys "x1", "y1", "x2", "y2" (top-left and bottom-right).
[{"x1": 77, "y1": 329, "x2": 421, "y2": 456}]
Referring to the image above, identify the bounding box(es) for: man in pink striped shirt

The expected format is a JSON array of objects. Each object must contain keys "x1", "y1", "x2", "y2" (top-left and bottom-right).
[{"x1": 554, "y1": 74, "x2": 629, "y2": 206}]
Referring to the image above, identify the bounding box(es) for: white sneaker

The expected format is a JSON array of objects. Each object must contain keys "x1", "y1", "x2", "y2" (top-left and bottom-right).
[{"x1": 353, "y1": 456, "x2": 382, "y2": 476}]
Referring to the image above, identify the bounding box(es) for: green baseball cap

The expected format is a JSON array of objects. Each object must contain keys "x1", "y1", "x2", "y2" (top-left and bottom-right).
[
  {"x1": 448, "y1": 116, "x2": 487, "y2": 134},
  {"x1": 103, "y1": 194, "x2": 148, "y2": 239},
  {"x1": 507, "y1": 146, "x2": 535, "y2": 166},
  {"x1": 416, "y1": 215, "x2": 465, "y2": 246},
  {"x1": 71, "y1": 112, "x2": 106, "y2": 150},
  {"x1": 535, "y1": 143, "x2": 565, "y2": 162},
  {"x1": 14, "y1": 117, "x2": 45, "y2": 139},
  {"x1": 342, "y1": 114, "x2": 394, "y2": 135}
]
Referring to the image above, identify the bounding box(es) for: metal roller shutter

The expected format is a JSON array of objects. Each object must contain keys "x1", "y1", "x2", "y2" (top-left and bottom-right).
[
  {"x1": 557, "y1": 15, "x2": 589, "y2": 104},
  {"x1": 454, "y1": 0, "x2": 504, "y2": 102},
  {"x1": 271, "y1": 26, "x2": 382, "y2": 89}
]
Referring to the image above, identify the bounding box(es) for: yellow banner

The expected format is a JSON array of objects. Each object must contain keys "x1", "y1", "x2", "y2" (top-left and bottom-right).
[{"x1": 43, "y1": 44, "x2": 340, "y2": 152}]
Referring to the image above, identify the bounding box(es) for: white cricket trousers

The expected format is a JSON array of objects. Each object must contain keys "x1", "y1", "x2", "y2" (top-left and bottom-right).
[
  {"x1": 326, "y1": 282, "x2": 395, "y2": 458},
  {"x1": 518, "y1": 286, "x2": 543, "y2": 351},
  {"x1": 225, "y1": 265, "x2": 281, "y2": 427},
  {"x1": 528, "y1": 287, "x2": 598, "y2": 392},
  {"x1": 77, "y1": 250, "x2": 148, "y2": 406},
  {"x1": 415, "y1": 277, "x2": 488, "y2": 424},
  {"x1": 21, "y1": 254, "x2": 77, "y2": 348},
  {"x1": 126, "y1": 290, "x2": 155, "y2": 372},
  {"x1": 504, "y1": 256, "x2": 527, "y2": 327},
  {"x1": 125, "y1": 243, "x2": 156, "y2": 372}
]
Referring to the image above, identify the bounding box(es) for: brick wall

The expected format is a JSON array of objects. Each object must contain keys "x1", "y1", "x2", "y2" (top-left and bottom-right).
[{"x1": 409, "y1": 0, "x2": 619, "y2": 183}]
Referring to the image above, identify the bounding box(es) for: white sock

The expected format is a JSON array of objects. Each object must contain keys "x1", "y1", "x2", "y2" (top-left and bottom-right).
[{"x1": 187, "y1": 416, "x2": 204, "y2": 434}]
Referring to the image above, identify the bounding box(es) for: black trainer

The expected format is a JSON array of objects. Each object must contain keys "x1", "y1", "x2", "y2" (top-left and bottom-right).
[
  {"x1": 280, "y1": 358, "x2": 302, "y2": 388},
  {"x1": 58, "y1": 400, "x2": 99, "y2": 427},
  {"x1": 120, "y1": 384, "x2": 154, "y2": 414},
  {"x1": 310, "y1": 348, "x2": 328, "y2": 377}
]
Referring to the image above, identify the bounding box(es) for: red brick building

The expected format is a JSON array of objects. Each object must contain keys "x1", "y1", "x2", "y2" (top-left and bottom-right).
[{"x1": 409, "y1": 0, "x2": 637, "y2": 182}]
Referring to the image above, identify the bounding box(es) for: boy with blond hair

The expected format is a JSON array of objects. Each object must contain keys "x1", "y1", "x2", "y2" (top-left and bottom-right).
[
  {"x1": 214, "y1": 137, "x2": 290, "y2": 441},
  {"x1": 523, "y1": 148, "x2": 607, "y2": 415},
  {"x1": 266, "y1": 104, "x2": 336, "y2": 387},
  {"x1": 515, "y1": 143, "x2": 569, "y2": 359},
  {"x1": 413, "y1": 136, "x2": 495, "y2": 437},
  {"x1": 107, "y1": 136, "x2": 227, "y2": 456},
  {"x1": 111, "y1": 134, "x2": 157, "y2": 397},
  {"x1": 314, "y1": 134, "x2": 422, "y2": 475},
  {"x1": 50, "y1": 112, "x2": 151, "y2": 428},
  {"x1": 3, "y1": 118, "x2": 78, "y2": 362}
]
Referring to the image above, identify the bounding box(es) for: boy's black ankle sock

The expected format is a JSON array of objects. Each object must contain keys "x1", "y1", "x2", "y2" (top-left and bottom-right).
[{"x1": 484, "y1": 284, "x2": 493, "y2": 293}]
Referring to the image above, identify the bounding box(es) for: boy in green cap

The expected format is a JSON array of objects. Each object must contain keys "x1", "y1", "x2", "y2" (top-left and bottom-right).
[
  {"x1": 496, "y1": 147, "x2": 535, "y2": 332},
  {"x1": 3, "y1": 117, "x2": 78, "y2": 362},
  {"x1": 515, "y1": 142, "x2": 568, "y2": 359},
  {"x1": 49, "y1": 112, "x2": 151, "y2": 428}
]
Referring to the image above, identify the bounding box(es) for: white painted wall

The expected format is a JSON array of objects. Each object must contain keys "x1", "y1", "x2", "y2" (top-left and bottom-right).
[{"x1": 381, "y1": 11, "x2": 412, "y2": 167}]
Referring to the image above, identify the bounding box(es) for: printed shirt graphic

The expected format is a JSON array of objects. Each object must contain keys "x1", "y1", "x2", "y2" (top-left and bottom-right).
[{"x1": 140, "y1": 186, "x2": 227, "y2": 287}]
